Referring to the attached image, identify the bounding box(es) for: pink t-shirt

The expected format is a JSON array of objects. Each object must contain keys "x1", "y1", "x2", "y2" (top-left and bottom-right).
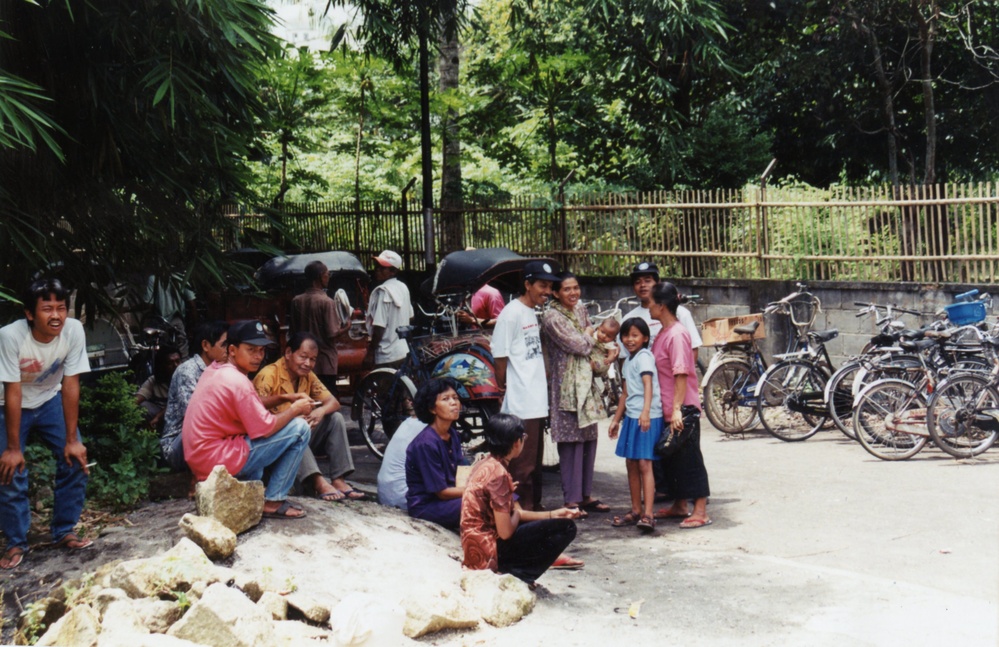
[
  {"x1": 652, "y1": 321, "x2": 700, "y2": 414},
  {"x1": 471, "y1": 285, "x2": 504, "y2": 320},
  {"x1": 182, "y1": 361, "x2": 276, "y2": 481}
]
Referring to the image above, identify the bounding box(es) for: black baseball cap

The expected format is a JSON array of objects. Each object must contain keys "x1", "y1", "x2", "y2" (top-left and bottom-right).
[
  {"x1": 630, "y1": 261, "x2": 660, "y2": 282},
  {"x1": 226, "y1": 320, "x2": 274, "y2": 347},
  {"x1": 523, "y1": 260, "x2": 560, "y2": 282}
]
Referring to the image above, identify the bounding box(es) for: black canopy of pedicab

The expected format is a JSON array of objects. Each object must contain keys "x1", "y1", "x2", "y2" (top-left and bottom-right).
[
  {"x1": 255, "y1": 251, "x2": 369, "y2": 294},
  {"x1": 429, "y1": 247, "x2": 558, "y2": 297}
]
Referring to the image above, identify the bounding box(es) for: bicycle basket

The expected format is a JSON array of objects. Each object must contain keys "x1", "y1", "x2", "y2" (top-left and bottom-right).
[
  {"x1": 944, "y1": 301, "x2": 986, "y2": 326},
  {"x1": 788, "y1": 294, "x2": 820, "y2": 328}
]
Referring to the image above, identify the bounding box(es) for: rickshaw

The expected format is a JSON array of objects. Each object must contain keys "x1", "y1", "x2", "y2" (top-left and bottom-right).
[{"x1": 352, "y1": 247, "x2": 557, "y2": 458}]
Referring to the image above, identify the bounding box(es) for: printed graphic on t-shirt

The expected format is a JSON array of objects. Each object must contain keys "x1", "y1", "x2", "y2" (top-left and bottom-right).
[{"x1": 524, "y1": 328, "x2": 542, "y2": 361}]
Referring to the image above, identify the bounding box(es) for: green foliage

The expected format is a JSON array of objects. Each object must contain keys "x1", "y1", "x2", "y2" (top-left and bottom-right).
[{"x1": 78, "y1": 372, "x2": 164, "y2": 510}]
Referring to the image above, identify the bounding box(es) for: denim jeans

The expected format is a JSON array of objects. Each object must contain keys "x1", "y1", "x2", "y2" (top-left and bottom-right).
[
  {"x1": 236, "y1": 417, "x2": 309, "y2": 502},
  {"x1": 0, "y1": 393, "x2": 89, "y2": 550}
]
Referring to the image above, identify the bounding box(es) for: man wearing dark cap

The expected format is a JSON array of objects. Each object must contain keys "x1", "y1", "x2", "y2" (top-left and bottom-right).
[
  {"x1": 182, "y1": 320, "x2": 312, "y2": 519},
  {"x1": 492, "y1": 260, "x2": 560, "y2": 510},
  {"x1": 627, "y1": 262, "x2": 702, "y2": 352}
]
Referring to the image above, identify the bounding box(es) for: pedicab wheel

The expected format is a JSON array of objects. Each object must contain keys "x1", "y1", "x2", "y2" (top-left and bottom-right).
[
  {"x1": 355, "y1": 371, "x2": 415, "y2": 460},
  {"x1": 852, "y1": 379, "x2": 928, "y2": 461},
  {"x1": 926, "y1": 374, "x2": 999, "y2": 459}
]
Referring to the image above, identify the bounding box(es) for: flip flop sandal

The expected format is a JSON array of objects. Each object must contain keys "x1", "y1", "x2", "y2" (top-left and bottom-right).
[
  {"x1": 263, "y1": 501, "x2": 307, "y2": 519},
  {"x1": 636, "y1": 515, "x2": 656, "y2": 533},
  {"x1": 0, "y1": 546, "x2": 25, "y2": 570},
  {"x1": 679, "y1": 517, "x2": 713, "y2": 529},
  {"x1": 581, "y1": 499, "x2": 611, "y2": 513},
  {"x1": 54, "y1": 532, "x2": 93, "y2": 550},
  {"x1": 550, "y1": 555, "x2": 585, "y2": 570},
  {"x1": 340, "y1": 488, "x2": 366, "y2": 501},
  {"x1": 316, "y1": 490, "x2": 346, "y2": 502},
  {"x1": 611, "y1": 511, "x2": 641, "y2": 527}
]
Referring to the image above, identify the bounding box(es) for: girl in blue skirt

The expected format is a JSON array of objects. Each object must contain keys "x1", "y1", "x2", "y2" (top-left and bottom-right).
[{"x1": 608, "y1": 317, "x2": 664, "y2": 533}]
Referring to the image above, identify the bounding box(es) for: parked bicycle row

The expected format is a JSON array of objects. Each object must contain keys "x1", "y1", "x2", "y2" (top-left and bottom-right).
[{"x1": 700, "y1": 284, "x2": 999, "y2": 460}]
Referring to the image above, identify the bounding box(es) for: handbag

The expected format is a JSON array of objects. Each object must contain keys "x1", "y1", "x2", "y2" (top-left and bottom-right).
[{"x1": 655, "y1": 404, "x2": 701, "y2": 459}]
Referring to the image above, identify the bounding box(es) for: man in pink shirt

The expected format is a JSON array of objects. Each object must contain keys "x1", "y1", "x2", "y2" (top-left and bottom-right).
[{"x1": 183, "y1": 320, "x2": 313, "y2": 519}]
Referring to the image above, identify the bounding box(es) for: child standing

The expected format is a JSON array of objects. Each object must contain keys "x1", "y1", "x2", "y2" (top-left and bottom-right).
[{"x1": 608, "y1": 317, "x2": 664, "y2": 533}]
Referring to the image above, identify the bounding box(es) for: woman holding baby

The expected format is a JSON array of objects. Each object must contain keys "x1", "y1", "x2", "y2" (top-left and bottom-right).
[{"x1": 540, "y1": 272, "x2": 619, "y2": 515}]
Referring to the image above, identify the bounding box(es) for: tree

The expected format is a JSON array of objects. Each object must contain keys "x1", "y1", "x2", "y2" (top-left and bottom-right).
[{"x1": 0, "y1": 0, "x2": 282, "y2": 314}]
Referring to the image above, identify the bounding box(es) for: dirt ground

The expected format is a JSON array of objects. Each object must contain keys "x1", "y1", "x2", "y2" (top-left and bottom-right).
[{"x1": 2, "y1": 420, "x2": 997, "y2": 646}]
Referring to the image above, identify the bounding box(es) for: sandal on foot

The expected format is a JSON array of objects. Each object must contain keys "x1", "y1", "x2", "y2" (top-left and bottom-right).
[
  {"x1": 0, "y1": 546, "x2": 25, "y2": 570},
  {"x1": 263, "y1": 501, "x2": 307, "y2": 519},
  {"x1": 654, "y1": 508, "x2": 691, "y2": 520},
  {"x1": 581, "y1": 499, "x2": 611, "y2": 513},
  {"x1": 611, "y1": 511, "x2": 641, "y2": 527},
  {"x1": 550, "y1": 554, "x2": 584, "y2": 570},
  {"x1": 340, "y1": 488, "x2": 366, "y2": 501},
  {"x1": 54, "y1": 532, "x2": 93, "y2": 551},
  {"x1": 637, "y1": 515, "x2": 656, "y2": 533},
  {"x1": 316, "y1": 490, "x2": 345, "y2": 502},
  {"x1": 679, "y1": 517, "x2": 713, "y2": 529}
]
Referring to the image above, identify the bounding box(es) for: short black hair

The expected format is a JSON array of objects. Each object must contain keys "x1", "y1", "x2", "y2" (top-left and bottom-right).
[
  {"x1": 22, "y1": 278, "x2": 68, "y2": 316},
  {"x1": 485, "y1": 413, "x2": 525, "y2": 457},
  {"x1": 153, "y1": 344, "x2": 182, "y2": 382},
  {"x1": 552, "y1": 271, "x2": 578, "y2": 293},
  {"x1": 413, "y1": 377, "x2": 461, "y2": 424},
  {"x1": 619, "y1": 317, "x2": 651, "y2": 348},
  {"x1": 304, "y1": 260, "x2": 327, "y2": 284},
  {"x1": 652, "y1": 281, "x2": 680, "y2": 316},
  {"x1": 191, "y1": 321, "x2": 229, "y2": 359},
  {"x1": 286, "y1": 331, "x2": 319, "y2": 352}
]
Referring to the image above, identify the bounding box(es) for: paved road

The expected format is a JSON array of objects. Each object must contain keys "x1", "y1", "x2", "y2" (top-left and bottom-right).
[{"x1": 352, "y1": 418, "x2": 998, "y2": 646}]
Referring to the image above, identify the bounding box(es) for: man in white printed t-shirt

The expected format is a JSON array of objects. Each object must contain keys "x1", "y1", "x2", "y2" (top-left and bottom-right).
[
  {"x1": 0, "y1": 278, "x2": 92, "y2": 571},
  {"x1": 625, "y1": 261, "x2": 702, "y2": 355},
  {"x1": 364, "y1": 250, "x2": 414, "y2": 370},
  {"x1": 492, "y1": 260, "x2": 560, "y2": 511}
]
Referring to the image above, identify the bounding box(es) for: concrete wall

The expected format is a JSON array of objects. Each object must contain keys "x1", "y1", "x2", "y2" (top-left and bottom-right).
[{"x1": 577, "y1": 277, "x2": 993, "y2": 367}]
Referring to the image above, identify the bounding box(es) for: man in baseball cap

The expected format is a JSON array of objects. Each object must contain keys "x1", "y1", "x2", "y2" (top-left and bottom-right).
[
  {"x1": 491, "y1": 258, "x2": 561, "y2": 511},
  {"x1": 182, "y1": 319, "x2": 311, "y2": 519},
  {"x1": 365, "y1": 250, "x2": 413, "y2": 369}
]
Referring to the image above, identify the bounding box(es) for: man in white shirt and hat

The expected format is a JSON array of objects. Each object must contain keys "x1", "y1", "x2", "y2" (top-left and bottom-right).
[{"x1": 364, "y1": 250, "x2": 414, "y2": 370}]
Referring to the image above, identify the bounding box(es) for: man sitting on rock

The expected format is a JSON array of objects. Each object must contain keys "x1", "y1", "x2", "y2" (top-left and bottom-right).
[
  {"x1": 182, "y1": 320, "x2": 312, "y2": 519},
  {"x1": 253, "y1": 332, "x2": 364, "y2": 502}
]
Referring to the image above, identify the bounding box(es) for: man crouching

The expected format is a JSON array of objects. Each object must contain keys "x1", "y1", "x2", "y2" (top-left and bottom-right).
[{"x1": 182, "y1": 320, "x2": 312, "y2": 519}]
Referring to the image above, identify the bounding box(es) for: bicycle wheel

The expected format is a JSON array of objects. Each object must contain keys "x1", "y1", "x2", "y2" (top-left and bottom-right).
[
  {"x1": 756, "y1": 360, "x2": 829, "y2": 442},
  {"x1": 703, "y1": 359, "x2": 760, "y2": 433},
  {"x1": 355, "y1": 370, "x2": 415, "y2": 459},
  {"x1": 826, "y1": 361, "x2": 861, "y2": 440},
  {"x1": 852, "y1": 379, "x2": 928, "y2": 460},
  {"x1": 926, "y1": 373, "x2": 999, "y2": 458}
]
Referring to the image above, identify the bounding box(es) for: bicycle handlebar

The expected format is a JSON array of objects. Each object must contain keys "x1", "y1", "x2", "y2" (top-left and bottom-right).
[{"x1": 955, "y1": 289, "x2": 979, "y2": 302}]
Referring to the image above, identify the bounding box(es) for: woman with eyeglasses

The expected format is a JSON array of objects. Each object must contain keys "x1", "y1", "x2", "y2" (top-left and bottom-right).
[{"x1": 460, "y1": 413, "x2": 584, "y2": 585}]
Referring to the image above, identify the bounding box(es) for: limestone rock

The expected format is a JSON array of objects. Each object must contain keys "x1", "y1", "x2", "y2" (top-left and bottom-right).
[
  {"x1": 36, "y1": 604, "x2": 100, "y2": 647},
  {"x1": 109, "y1": 538, "x2": 223, "y2": 599},
  {"x1": 167, "y1": 582, "x2": 276, "y2": 647},
  {"x1": 178, "y1": 514, "x2": 237, "y2": 561},
  {"x1": 330, "y1": 593, "x2": 410, "y2": 647},
  {"x1": 273, "y1": 620, "x2": 330, "y2": 646},
  {"x1": 131, "y1": 597, "x2": 185, "y2": 633},
  {"x1": 195, "y1": 465, "x2": 264, "y2": 534},
  {"x1": 98, "y1": 633, "x2": 210, "y2": 647},
  {"x1": 100, "y1": 600, "x2": 149, "y2": 637},
  {"x1": 460, "y1": 571, "x2": 535, "y2": 627},
  {"x1": 401, "y1": 590, "x2": 479, "y2": 638},
  {"x1": 285, "y1": 592, "x2": 330, "y2": 624},
  {"x1": 18, "y1": 596, "x2": 66, "y2": 639},
  {"x1": 92, "y1": 588, "x2": 129, "y2": 618},
  {"x1": 257, "y1": 591, "x2": 287, "y2": 621}
]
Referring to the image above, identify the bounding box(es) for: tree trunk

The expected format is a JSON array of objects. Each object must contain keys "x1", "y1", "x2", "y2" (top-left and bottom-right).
[
  {"x1": 438, "y1": 23, "x2": 464, "y2": 254},
  {"x1": 913, "y1": 0, "x2": 938, "y2": 185}
]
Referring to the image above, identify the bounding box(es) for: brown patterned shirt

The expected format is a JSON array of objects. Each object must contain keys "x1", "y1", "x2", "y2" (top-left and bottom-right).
[{"x1": 460, "y1": 456, "x2": 515, "y2": 572}]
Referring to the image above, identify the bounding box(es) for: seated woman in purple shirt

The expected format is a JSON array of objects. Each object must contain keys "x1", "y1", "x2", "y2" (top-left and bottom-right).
[{"x1": 405, "y1": 378, "x2": 467, "y2": 529}]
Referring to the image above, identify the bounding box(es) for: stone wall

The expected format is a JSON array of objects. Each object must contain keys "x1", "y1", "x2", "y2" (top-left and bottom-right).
[{"x1": 577, "y1": 277, "x2": 993, "y2": 367}]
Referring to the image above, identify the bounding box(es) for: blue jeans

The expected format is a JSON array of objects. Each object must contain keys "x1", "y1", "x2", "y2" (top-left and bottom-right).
[
  {"x1": 236, "y1": 418, "x2": 309, "y2": 502},
  {"x1": 0, "y1": 393, "x2": 88, "y2": 550}
]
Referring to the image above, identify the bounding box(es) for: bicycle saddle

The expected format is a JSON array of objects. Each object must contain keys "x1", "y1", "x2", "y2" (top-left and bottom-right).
[
  {"x1": 733, "y1": 321, "x2": 760, "y2": 336},
  {"x1": 809, "y1": 329, "x2": 839, "y2": 343}
]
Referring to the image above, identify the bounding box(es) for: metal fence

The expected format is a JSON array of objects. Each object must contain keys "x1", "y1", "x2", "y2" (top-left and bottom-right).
[{"x1": 223, "y1": 182, "x2": 999, "y2": 283}]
